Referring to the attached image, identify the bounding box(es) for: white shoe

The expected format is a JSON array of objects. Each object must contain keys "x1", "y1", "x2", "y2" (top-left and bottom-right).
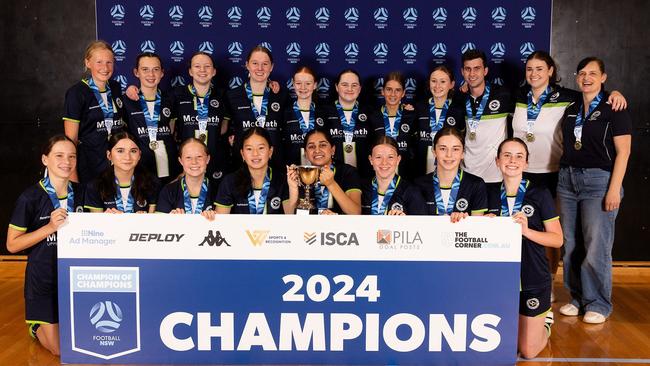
[
  {"x1": 583, "y1": 311, "x2": 607, "y2": 324},
  {"x1": 559, "y1": 303, "x2": 579, "y2": 316}
]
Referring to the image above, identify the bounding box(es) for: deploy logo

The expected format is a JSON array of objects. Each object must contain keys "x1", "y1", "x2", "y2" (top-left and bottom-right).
[
  {"x1": 111, "y1": 40, "x2": 126, "y2": 61},
  {"x1": 344, "y1": 42, "x2": 359, "y2": 64},
  {"x1": 226, "y1": 6, "x2": 240, "y2": 27},
  {"x1": 286, "y1": 42, "x2": 301, "y2": 63},
  {"x1": 315, "y1": 42, "x2": 330, "y2": 63},
  {"x1": 490, "y1": 42, "x2": 506, "y2": 62},
  {"x1": 402, "y1": 43, "x2": 417, "y2": 64},
  {"x1": 373, "y1": 43, "x2": 388, "y2": 64},
  {"x1": 461, "y1": 6, "x2": 477, "y2": 28},
  {"x1": 286, "y1": 6, "x2": 301, "y2": 28},
  {"x1": 110, "y1": 4, "x2": 125, "y2": 26},
  {"x1": 373, "y1": 7, "x2": 389, "y2": 29},
  {"x1": 520, "y1": 42, "x2": 535, "y2": 60},
  {"x1": 168, "y1": 5, "x2": 183, "y2": 26},
  {"x1": 315, "y1": 7, "x2": 330, "y2": 28},
  {"x1": 140, "y1": 40, "x2": 155, "y2": 53},
  {"x1": 521, "y1": 6, "x2": 536, "y2": 28},
  {"x1": 461, "y1": 42, "x2": 476, "y2": 55},
  {"x1": 432, "y1": 7, "x2": 447, "y2": 28},
  {"x1": 198, "y1": 5, "x2": 213, "y2": 27},
  {"x1": 229, "y1": 77, "x2": 243, "y2": 89},
  {"x1": 198, "y1": 41, "x2": 214, "y2": 54},
  {"x1": 402, "y1": 7, "x2": 418, "y2": 28},
  {"x1": 139, "y1": 4, "x2": 154, "y2": 26},
  {"x1": 228, "y1": 41, "x2": 243, "y2": 62},
  {"x1": 257, "y1": 6, "x2": 271, "y2": 27},
  {"x1": 491, "y1": 6, "x2": 506, "y2": 28},
  {"x1": 344, "y1": 7, "x2": 359, "y2": 29},
  {"x1": 169, "y1": 41, "x2": 184, "y2": 62}
]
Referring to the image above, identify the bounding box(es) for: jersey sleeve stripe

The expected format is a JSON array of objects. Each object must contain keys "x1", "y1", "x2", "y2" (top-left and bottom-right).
[
  {"x1": 62, "y1": 117, "x2": 81, "y2": 123},
  {"x1": 543, "y1": 216, "x2": 560, "y2": 223},
  {"x1": 8, "y1": 224, "x2": 27, "y2": 232}
]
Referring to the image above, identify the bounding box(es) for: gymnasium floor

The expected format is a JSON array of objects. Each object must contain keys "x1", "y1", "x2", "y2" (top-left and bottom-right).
[{"x1": 1, "y1": 260, "x2": 649, "y2": 366}]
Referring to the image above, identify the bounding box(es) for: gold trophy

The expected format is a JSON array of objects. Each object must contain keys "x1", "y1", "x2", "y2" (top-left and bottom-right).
[{"x1": 295, "y1": 165, "x2": 320, "y2": 215}]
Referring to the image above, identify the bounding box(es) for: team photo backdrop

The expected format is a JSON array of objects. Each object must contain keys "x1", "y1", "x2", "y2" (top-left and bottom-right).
[{"x1": 97, "y1": 0, "x2": 551, "y2": 101}]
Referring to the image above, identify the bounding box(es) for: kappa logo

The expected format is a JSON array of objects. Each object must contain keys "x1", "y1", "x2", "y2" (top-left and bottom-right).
[
  {"x1": 111, "y1": 40, "x2": 126, "y2": 56},
  {"x1": 286, "y1": 7, "x2": 301, "y2": 22},
  {"x1": 199, "y1": 41, "x2": 214, "y2": 54},
  {"x1": 315, "y1": 7, "x2": 330, "y2": 22},
  {"x1": 401, "y1": 123, "x2": 410, "y2": 133},
  {"x1": 377, "y1": 229, "x2": 391, "y2": 244},
  {"x1": 590, "y1": 111, "x2": 601, "y2": 120},
  {"x1": 522, "y1": 204, "x2": 535, "y2": 218},
  {"x1": 521, "y1": 7, "x2": 537, "y2": 22},
  {"x1": 228, "y1": 42, "x2": 243, "y2": 57},
  {"x1": 226, "y1": 6, "x2": 241, "y2": 22},
  {"x1": 270, "y1": 197, "x2": 281, "y2": 210},
  {"x1": 344, "y1": 7, "x2": 359, "y2": 22},
  {"x1": 286, "y1": 42, "x2": 301, "y2": 57},
  {"x1": 344, "y1": 43, "x2": 359, "y2": 58},
  {"x1": 246, "y1": 230, "x2": 270, "y2": 246},
  {"x1": 315, "y1": 42, "x2": 330, "y2": 58},
  {"x1": 257, "y1": 7, "x2": 272, "y2": 22},
  {"x1": 491, "y1": 42, "x2": 506, "y2": 58},
  {"x1": 198, "y1": 6, "x2": 213, "y2": 22},
  {"x1": 259, "y1": 42, "x2": 272, "y2": 52},
  {"x1": 520, "y1": 42, "x2": 536, "y2": 58},
  {"x1": 115, "y1": 75, "x2": 127, "y2": 92},
  {"x1": 90, "y1": 301, "x2": 123, "y2": 333},
  {"x1": 491, "y1": 7, "x2": 507, "y2": 22},
  {"x1": 210, "y1": 99, "x2": 219, "y2": 108},
  {"x1": 432, "y1": 43, "x2": 447, "y2": 58},
  {"x1": 403, "y1": 43, "x2": 418, "y2": 58},
  {"x1": 373, "y1": 43, "x2": 388, "y2": 58},
  {"x1": 447, "y1": 116, "x2": 456, "y2": 126},
  {"x1": 374, "y1": 7, "x2": 388, "y2": 23},
  {"x1": 304, "y1": 232, "x2": 317, "y2": 245},
  {"x1": 489, "y1": 100, "x2": 501, "y2": 111},
  {"x1": 140, "y1": 5, "x2": 154, "y2": 20},
  {"x1": 318, "y1": 78, "x2": 331, "y2": 94},
  {"x1": 168, "y1": 5, "x2": 183, "y2": 21},
  {"x1": 171, "y1": 75, "x2": 186, "y2": 87},
  {"x1": 402, "y1": 7, "x2": 418, "y2": 23},
  {"x1": 492, "y1": 78, "x2": 505, "y2": 86},
  {"x1": 169, "y1": 41, "x2": 184, "y2": 56},
  {"x1": 110, "y1": 4, "x2": 125, "y2": 20},
  {"x1": 198, "y1": 230, "x2": 230, "y2": 247},
  {"x1": 432, "y1": 7, "x2": 447, "y2": 23},
  {"x1": 526, "y1": 297, "x2": 540, "y2": 310},
  {"x1": 462, "y1": 7, "x2": 477, "y2": 22},
  {"x1": 229, "y1": 77, "x2": 243, "y2": 89},
  {"x1": 140, "y1": 40, "x2": 155, "y2": 53},
  {"x1": 461, "y1": 42, "x2": 476, "y2": 54},
  {"x1": 456, "y1": 198, "x2": 469, "y2": 212}
]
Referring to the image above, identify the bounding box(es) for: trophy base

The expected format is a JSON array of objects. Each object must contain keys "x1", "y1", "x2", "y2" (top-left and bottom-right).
[{"x1": 296, "y1": 208, "x2": 311, "y2": 215}]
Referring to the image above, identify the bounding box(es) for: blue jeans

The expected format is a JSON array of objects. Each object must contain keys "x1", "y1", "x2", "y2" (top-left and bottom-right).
[{"x1": 557, "y1": 167, "x2": 621, "y2": 316}]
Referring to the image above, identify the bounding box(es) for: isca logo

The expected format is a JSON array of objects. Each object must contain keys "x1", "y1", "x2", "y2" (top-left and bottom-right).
[
  {"x1": 373, "y1": 43, "x2": 388, "y2": 58},
  {"x1": 257, "y1": 7, "x2": 271, "y2": 22},
  {"x1": 520, "y1": 42, "x2": 535, "y2": 58},
  {"x1": 89, "y1": 301, "x2": 123, "y2": 333},
  {"x1": 286, "y1": 42, "x2": 301, "y2": 57},
  {"x1": 304, "y1": 232, "x2": 317, "y2": 245},
  {"x1": 403, "y1": 7, "x2": 418, "y2": 23},
  {"x1": 491, "y1": 42, "x2": 506, "y2": 58},
  {"x1": 110, "y1": 4, "x2": 125, "y2": 20},
  {"x1": 198, "y1": 5, "x2": 213, "y2": 21},
  {"x1": 344, "y1": 43, "x2": 359, "y2": 58},
  {"x1": 111, "y1": 40, "x2": 126, "y2": 56},
  {"x1": 115, "y1": 75, "x2": 128, "y2": 91},
  {"x1": 491, "y1": 7, "x2": 507, "y2": 22},
  {"x1": 259, "y1": 42, "x2": 272, "y2": 52},
  {"x1": 199, "y1": 41, "x2": 214, "y2": 54},
  {"x1": 461, "y1": 42, "x2": 476, "y2": 54},
  {"x1": 139, "y1": 5, "x2": 154, "y2": 20},
  {"x1": 315, "y1": 42, "x2": 330, "y2": 58},
  {"x1": 229, "y1": 77, "x2": 243, "y2": 89},
  {"x1": 405, "y1": 78, "x2": 417, "y2": 94},
  {"x1": 140, "y1": 40, "x2": 155, "y2": 53},
  {"x1": 492, "y1": 77, "x2": 505, "y2": 86},
  {"x1": 169, "y1": 41, "x2": 184, "y2": 56},
  {"x1": 228, "y1": 41, "x2": 243, "y2": 57},
  {"x1": 431, "y1": 43, "x2": 447, "y2": 58},
  {"x1": 462, "y1": 7, "x2": 477, "y2": 22},
  {"x1": 344, "y1": 7, "x2": 359, "y2": 22},
  {"x1": 315, "y1": 7, "x2": 330, "y2": 22},
  {"x1": 521, "y1": 6, "x2": 536, "y2": 22},
  {"x1": 226, "y1": 6, "x2": 241, "y2": 21},
  {"x1": 374, "y1": 7, "x2": 388, "y2": 23},
  {"x1": 168, "y1": 5, "x2": 183, "y2": 21},
  {"x1": 403, "y1": 43, "x2": 417, "y2": 58},
  {"x1": 432, "y1": 7, "x2": 447, "y2": 23},
  {"x1": 286, "y1": 7, "x2": 301, "y2": 22},
  {"x1": 318, "y1": 78, "x2": 330, "y2": 93},
  {"x1": 171, "y1": 75, "x2": 186, "y2": 87}
]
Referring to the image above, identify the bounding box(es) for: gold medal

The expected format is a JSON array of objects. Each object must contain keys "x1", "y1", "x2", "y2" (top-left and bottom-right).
[
  {"x1": 526, "y1": 132, "x2": 535, "y2": 142},
  {"x1": 199, "y1": 133, "x2": 207, "y2": 143},
  {"x1": 149, "y1": 140, "x2": 158, "y2": 150},
  {"x1": 468, "y1": 131, "x2": 476, "y2": 141},
  {"x1": 344, "y1": 144, "x2": 353, "y2": 153},
  {"x1": 574, "y1": 140, "x2": 582, "y2": 150}
]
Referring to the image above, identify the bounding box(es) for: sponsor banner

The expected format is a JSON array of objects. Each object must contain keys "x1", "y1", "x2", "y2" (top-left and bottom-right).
[{"x1": 59, "y1": 214, "x2": 520, "y2": 364}]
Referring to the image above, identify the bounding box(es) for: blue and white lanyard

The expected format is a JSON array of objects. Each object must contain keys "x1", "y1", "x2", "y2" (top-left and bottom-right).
[
  {"x1": 181, "y1": 176, "x2": 209, "y2": 214},
  {"x1": 335, "y1": 100, "x2": 358, "y2": 145},
  {"x1": 248, "y1": 168, "x2": 271, "y2": 214},
  {"x1": 190, "y1": 84, "x2": 211, "y2": 135},
  {"x1": 526, "y1": 86, "x2": 551, "y2": 134},
  {"x1": 40, "y1": 176, "x2": 74, "y2": 211},
  {"x1": 114, "y1": 177, "x2": 135, "y2": 213},
  {"x1": 433, "y1": 169, "x2": 463, "y2": 215},
  {"x1": 430, "y1": 98, "x2": 450, "y2": 137},
  {"x1": 293, "y1": 100, "x2": 315, "y2": 135},
  {"x1": 465, "y1": 83, "x2": 491, "y2": 134},
  {"x1": 500, "y1": 179, "x2": 528, "y2": 216},
  {"x1": 574, "y1": 91, "x2": 603, "y2": 144},
  {"x1": 382, "y1": 105, "x2": 403, "y2": 138},
  {"x1": 371, "y1": 175, "x2": 400, "y2": 215},
  {"x1": 245, "y1": 83, "x2": 270, "y2": 124},
  {"x1": 138, "y1": 90, "x2": 161, "y2": 143},
  {"x1": 315, "y1": 165, "x2": 335, "y2": 210},
  {"x1": 86, "y1": 78, "x2": 115, "y2": 135}
]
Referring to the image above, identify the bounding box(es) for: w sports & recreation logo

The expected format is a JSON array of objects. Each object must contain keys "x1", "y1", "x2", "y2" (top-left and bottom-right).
[
  {"x1": 246, "y1": 230, "x2": 270, "y2": 246},
  {"x1": 90, "y1": 301, "x2": 123, "y2": 333}
]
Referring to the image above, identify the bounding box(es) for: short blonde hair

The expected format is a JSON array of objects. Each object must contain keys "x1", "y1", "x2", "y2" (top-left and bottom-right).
[{"x1": 83, "y1": 40, "x2": 114, "y2": 71}]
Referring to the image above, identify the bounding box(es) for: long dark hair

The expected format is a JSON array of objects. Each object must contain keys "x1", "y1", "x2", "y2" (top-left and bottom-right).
[
  {"x1": 98, "y1": 132, "x2": 155, "y2": 205},
  {"x1": 234, "y1": 127, "x2": 273, "y2": 197}
]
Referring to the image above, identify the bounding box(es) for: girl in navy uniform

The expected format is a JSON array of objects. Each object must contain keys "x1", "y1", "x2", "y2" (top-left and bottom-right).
[
  {"x1": 319, "y1": 69, "x2": 373, "y2": 178},
  {"x1": 225, "y1": 46, "x2": 289, "y2": 170},
  {"x1": 63, "y1": 40, "x2": 125, "y2": 183},
  {"x1": 121, "y1": 53, "x2": 179, "y2": 185},
  {"x1": 368, "y1": 72, "x2": 418, "y2": 179},
  {"x1": 361, "y1": 136, "x2": 425, "y2": 215},
  {"x1": 557, "y1": 57, "x2": 632, "y2": 324},
  {"x1": 6, "y1": 135, "x2": 85, "y2": 356},
  {"x1": 415, "y1": 127, "x2": 487, "y2": 221},
  {"x1": 157, "y1": 138, "x2": 216, "y2": 221},
  {"x1": 283, "y1": 66, "x2": 326, "y2": 166},
  {"x1": 414, "y1": 66, "x2": 465, "y2": 176},
  {"x1": 215, "y1": 127, "x2": 288, "y2": 214},
  {"x1": 487, "y1": 138, "x2": 563, "y2": 359},
  {"x1": 286, "y1": 129, "x2": 361, "y2": 215},
  {"x1": 85, "y1": 132, "x2": 158, "y2": 213}
]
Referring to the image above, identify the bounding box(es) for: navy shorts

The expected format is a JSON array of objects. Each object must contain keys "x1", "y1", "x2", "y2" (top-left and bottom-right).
[{"x1": 520, "y1": 286, "x2": 551, "y2": 317}]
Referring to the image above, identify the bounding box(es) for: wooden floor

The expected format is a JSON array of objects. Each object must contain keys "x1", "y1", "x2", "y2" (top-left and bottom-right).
[{"x1": 1, "y1": 261, "x2": 649, "y2": 366}]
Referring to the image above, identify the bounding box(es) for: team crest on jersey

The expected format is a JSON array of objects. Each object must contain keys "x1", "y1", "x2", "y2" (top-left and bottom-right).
[
  {"x1": 522, "y1": 204, "x2": 535, "y2": 217},
  {"x1": 115, "y1": 98, "x2": 123, "y2": 108},
  {"x1": 590, "y1": 111, "x2": 601, "y2": 120},
  {"x1": 391, "y1": 202, "x2": 404, "y2": 212},
  {"x1": 212, "y1": 171, "x2": 223, "y2": 180},
  {"x1": 210, "y1": 99, "x2": 219, "y2": 108},
  {"x1": 489, "y1": 100, "x2": 500, "y2": 111},
  {"x1": 316, "y1": 117, "x2": 324, "y2": 126},
  {"x1": 401, "y1": 123, "x2": 410, "y2": 133},
  {"x1": 75, "y1": 206, "x2": 84, "y2": 213},
  {"x1": 549, "y1": 92, "x2": 560, "y2": 103},
  {"x1": 270, "y1": 197, "x2": 281, "y2": 209},
  {"x1": 526, "y1": 297, "x2": 540, "y2": 310},
  {"x1": 136, "y1": 199, "x2": 148, "y2": 208},
  {"x1": 162, "y1": 107, "x2": 171, "y2": 117},
  {"x1": 358, "y1": 113, "x2": 367, "y2": 122},
  {"x1": 456, "y1": 198, "x2": 469, "y2": 212},
  {"x1": 271, "y1": 102, "x2": 280, "y2": 112},
  {"x1": 447, "y1": 116, "x2": 456, "y2": 126}
]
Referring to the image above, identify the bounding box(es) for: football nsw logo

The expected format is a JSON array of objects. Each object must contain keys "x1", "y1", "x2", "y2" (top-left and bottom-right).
[{"x1": 90, "y1": 301, "x2": 123, "y2": 333}]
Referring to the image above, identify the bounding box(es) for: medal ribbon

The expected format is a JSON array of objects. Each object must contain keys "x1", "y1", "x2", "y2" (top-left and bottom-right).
[
  {"x1": 335, "y1": 100, "x2": 358, "y2": 144},
  {"x1": 430, "y1": 98, "x2": 450, "y2": 137},
  {"x1": 526, "y1": 86, "x2": 551, "y2": 135},
  {"x1": 247, "y1": 168, "x2": 272, "y2": 214},
  {"x1": 465, "y1": 83, "x2": 491, "y2": 134},
  {"x1": 114, "y1": 177, "x2": 135, "y2": 213},
  {"x1": 138, "y1": 90, "x2": 161, "y2": 144},
  {"x1": 86, "y1": 78, "x2": 115, "y2": 135},
  {"x1": 181, "y1": 176, "x2": 209, "y2": 214},
  {"x1": 500, "y1": 179, "x2": 529, "y2": 216},
  {"x1": 315, "y1": 165, "x2": 335, "y2": 210},
  {"x1": 433, "y1": 169, "x2": 463, "y2": 215},
  {"x1": 371, "y1": 175, "x2": 400, "y2": 215},
  {"x1": 574, "y1": 91, "x2": 603, "y2": 144},
  {"x1": 190, "y1": 84, "x2": 211, "y2": 135},
  {"x1": 40, "y1": 176, "x2": 74, "y2": 212},
  {"x1": 245, "y1": 83, "x2": 270, "y2": 124},
  {"x1": 382, "y1": 105, "x2": 403, "y2": 138},
  {"x1": 293, "y1": 101, "x2": 315, "y2": 135}
]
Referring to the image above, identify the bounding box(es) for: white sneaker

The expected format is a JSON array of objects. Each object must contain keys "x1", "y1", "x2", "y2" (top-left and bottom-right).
[
  {"x1": 583, "y1": 311, "x2": 607, "y2": 324},
  {"x1": 559, "y1": 303, "x2": 579, "y2": 316}
]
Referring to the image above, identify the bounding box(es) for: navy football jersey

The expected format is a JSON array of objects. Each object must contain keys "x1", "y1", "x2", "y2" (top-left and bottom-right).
[
  {"x1": 215, "y1": 168, "x2": 288, "y2": 214},
  {"x1": 415, "y1": 170, "x2": 488, "y2": 215},
  {"x1": 361, "y1": 177, "x2": 426, "y2": 215}
]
